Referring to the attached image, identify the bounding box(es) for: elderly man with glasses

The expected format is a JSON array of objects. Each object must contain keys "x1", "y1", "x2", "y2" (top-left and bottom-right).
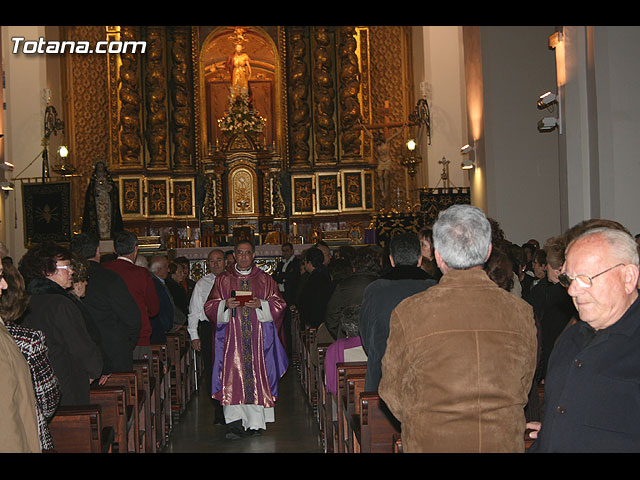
[{"x1": 528, "y1": 226, "x2": 640, "y2": 452}]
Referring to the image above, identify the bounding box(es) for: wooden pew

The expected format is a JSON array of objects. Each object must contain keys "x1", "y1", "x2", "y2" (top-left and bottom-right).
[
  {"x1": 305, "y1": 327, "x2": 317, "y2": 406},
  {"x1": 133, "y1": 359, "x2": 157, "y2": 453},
  {"x1": 89, "y1": 386, "x2": 128, "y2": 453},
  {"x1": 342, "y1": 371, "x2": 367, "y2": 453},
  {"x1": 151, "y1": 343, "x2": 172, "y2": 447},
  {"x1": 166, "y1": 332, "x2": 186, "y2": 418},
  {"x1": 102, "y1": 371, "x2": 142, "y2": 453},
  {"x1": 358, "y1": 392, "x2": 401, "y2": 453},
  {"x1": 334, "y1": 361, "x2": 367, "y2": 453},
  {"x1": 315, "y1": 343, "x2": 332, "y2": 444},
  {"x1": 48, "y1": 405, "x2": 115, "y2": 453}
]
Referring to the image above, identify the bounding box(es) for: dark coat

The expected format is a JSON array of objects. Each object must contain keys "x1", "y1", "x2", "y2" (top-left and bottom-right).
[
  {"x1": 22, "y1": 278, "x2": 103, "y2": 406},
  {"x1": 527, "y1": 278, "x2": 577, "y2": 379},
  {"x1": 272, "y1": 255, "x2": 302, "y2": 307},
  {"x1": 150, "y1": 276, "x2": 174, "y2": 344},
  {"x1": 102, "y1": 258, "x2": 159, "y2": 346},
  {"x1": 81, "y1": 261, "x2": 141, "y2": 373},
  {"x1": 297, "y1": 268, "x2": 332, "y2": 330},
  {"x1": 359, "y1": 265, "x2": 436, "y2": 392},
  {"x1": 530, "y1": 293, "x2": 640, "y2": 452},
  {"x1": 325, "y1": 272, "x2": 379, "y2": 340}
]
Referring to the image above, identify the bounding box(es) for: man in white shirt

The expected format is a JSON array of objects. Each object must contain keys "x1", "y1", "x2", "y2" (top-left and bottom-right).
[{"x1": 187, "y1": 249, "x2": 226, "y2": 422}]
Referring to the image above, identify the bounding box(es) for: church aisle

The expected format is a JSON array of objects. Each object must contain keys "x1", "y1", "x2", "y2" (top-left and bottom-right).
[{"x1": 164, "y1": 368, "x2": 324, "y2": 453}]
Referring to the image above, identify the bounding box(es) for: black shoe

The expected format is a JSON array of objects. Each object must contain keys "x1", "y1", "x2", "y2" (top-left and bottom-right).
[
  {"x1": 225, "y1": 420, "x2": 245, "y2": 440},
  {"x1": 249, "y1": 429, "x2": 262, "y2": 436}
]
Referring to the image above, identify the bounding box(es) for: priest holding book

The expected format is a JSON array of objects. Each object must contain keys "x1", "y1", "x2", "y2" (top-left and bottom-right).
[{"x1": 204, "y1": 239, "x2": 289, "y2": 439}]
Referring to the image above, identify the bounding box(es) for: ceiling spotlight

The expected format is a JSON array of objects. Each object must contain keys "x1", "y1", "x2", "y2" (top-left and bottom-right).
[
  {"x1": 537, "y1": 117, "x2": 558, "y2": 132},
  {"x1": 460, "y1": 144, "x2": 473, "y2": 154},
  {"x1": 537, "y1": 91, "x2": 557, "y2": 109}
]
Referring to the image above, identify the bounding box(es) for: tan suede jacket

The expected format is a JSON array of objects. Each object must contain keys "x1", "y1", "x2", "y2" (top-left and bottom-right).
[{"x1": 379, "y1": 268, "x2": 537, "y2": 453}]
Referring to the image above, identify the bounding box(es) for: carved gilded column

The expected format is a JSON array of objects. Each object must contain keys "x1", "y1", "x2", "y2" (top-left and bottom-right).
[
  {"x1": 118, "y1": 26, "x2": 143, "y2": 167},
  {"x1": 312, "y1": 26, "x2": 336, "y2": 164},
  {"x1": 144, "y1": 26, "x2": 168, "y2": 168},
  {"x1": 287, "y1": 27, "x2": 311, "y2": 167},
  {"x1": 338, "y1": 26, "x2": 362, "y2": 160},
  {"x1": 169, "y1": 27, "x2": 194, "y2": 170}
]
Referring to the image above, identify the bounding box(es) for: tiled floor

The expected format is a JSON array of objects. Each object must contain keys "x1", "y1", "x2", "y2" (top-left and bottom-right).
[{"x1": 164, "y1": 368, "x2": 324, "y2": 453}]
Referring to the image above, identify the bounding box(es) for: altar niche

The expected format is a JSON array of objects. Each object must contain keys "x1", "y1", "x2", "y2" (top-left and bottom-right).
[{"x1": 198, "y1": 26, "x2": 283, "y2": 159}]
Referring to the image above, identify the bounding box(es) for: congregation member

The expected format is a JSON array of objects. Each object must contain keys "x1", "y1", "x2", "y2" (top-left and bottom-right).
[
  {"x1": 359, "y1": 232, "x2": 436, "y2": 392},
  {"x1": 528, "y1": 226, "x2": 640, "y2": 452},
  {"x1": 0, "y1": 258, "x2": 40, "y2": 453},
  {"x1": 187, "y1": 248, "x2": 226, "y2": 423},
  {"x1": 68, "y1": 253, "x2": 109, "y2": 384},
  {"x1": 70, "y1": 233, "x2": 141, "y2": 374},
  {"x1": 272, "y1": 242, "x2": 301, "y2": 356},
  {"x1": 379, "y1": 204, "x2": 537, "y2": 453},
  {"x1": 167, "y1": 259, "x2": 190, "y2": 316},
  {"x1": 174, "y1": 255, "x2": 196, "y2": 301},
  {"x1": 297, "y1": 246, "x2": 333, "y2": 330},
  {"x1": 324, "y1": 305, "x2": 367, "y2": 396},
  {"x1": 526, "y1": 236, "x2": 577, "y2": 381},
  {"x1": 0, "y1": 258, "x2": 60, "y2": 452},
  {"x1": 324, "y1": 246, "x2": 379, "y2": 340},
  {"x1": 19, "y1": 241, "x2": 103, "y2": 406},
  {"x1": 418, "y1": 226, "x2": 441, "y2": 280},
  {"x1": 103, "y1": 230, "x2": 159, "y2": 360},
  {"x1": 148, "y1": 255, "x2": 178, "y2": 344},
  {"x1": 204, "y1": 239, "x2": 288, "y2": 439}
]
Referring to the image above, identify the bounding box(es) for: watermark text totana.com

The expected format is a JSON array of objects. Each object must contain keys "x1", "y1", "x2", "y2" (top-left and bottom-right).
[{"x1": 11, "y1": 37, "x2": 147, "y2": 54}]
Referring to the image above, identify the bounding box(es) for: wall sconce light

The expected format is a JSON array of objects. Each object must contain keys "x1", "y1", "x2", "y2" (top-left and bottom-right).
[
  {"x1": 0, "y1": 161, "x2": 14, "y2": 171},
  {"x1": 0, "y1": 180, "x2": 14, "y2": 191},
  {"x1": 548, "y1": 31, "x2": 563, "y2": 49},
  {"x1": 460, "y1": 143, "x2": 476, "y2": 170},
  {"x1": 401, "y1": 138, "x2": 422, "y2": 177},
  {"x1": 42, "y1": 103, "x2": 70, "y2": 180},
  {"x1": 537, "y1": 91, "x2": 557, "y2": 109},
  {"x1": 537, "y1": 90, "x2": 562, "y2": 134}
]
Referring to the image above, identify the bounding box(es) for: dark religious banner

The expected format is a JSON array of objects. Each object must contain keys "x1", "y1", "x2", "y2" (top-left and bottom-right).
[
  {"x1": 419, "y1": 187, "x2": 471, "y2": 226},
  {"x1": 22, "y1": 181, "x2": 72, "y2": 247}
]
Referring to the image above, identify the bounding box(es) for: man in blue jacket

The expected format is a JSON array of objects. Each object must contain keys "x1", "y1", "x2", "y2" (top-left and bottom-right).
[{"x1": 528, "y1": 226, "x2": 640, "y2": 452}]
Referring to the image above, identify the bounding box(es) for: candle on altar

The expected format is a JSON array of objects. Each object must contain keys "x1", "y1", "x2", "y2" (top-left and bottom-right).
[
  {"x1": 293, "y1": 222, "x2": 298, "y2": 236},
  {"x1": 186, "y1": 225, "x2": 191, "y2": 239}
]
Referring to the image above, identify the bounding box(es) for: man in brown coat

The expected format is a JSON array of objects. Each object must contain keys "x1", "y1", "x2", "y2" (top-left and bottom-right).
[{"x1": 379, "y1": 204, "x2": 537, "y2": 453}]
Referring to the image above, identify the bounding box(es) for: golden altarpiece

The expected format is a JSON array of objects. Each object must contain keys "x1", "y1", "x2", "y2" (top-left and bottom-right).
[{"x1": 58, "y1": 25, "x2": 424, "y2": 256}]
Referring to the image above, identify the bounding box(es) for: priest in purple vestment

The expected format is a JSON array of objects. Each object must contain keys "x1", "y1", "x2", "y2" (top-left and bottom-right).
[{"x1": 204, "y1": 239, "x2": 288, "y2": 438}]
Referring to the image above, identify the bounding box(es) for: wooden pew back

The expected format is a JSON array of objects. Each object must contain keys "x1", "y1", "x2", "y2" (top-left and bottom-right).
[{"x1": 48, "y1": 405, "x2": 113, "y2": 453}]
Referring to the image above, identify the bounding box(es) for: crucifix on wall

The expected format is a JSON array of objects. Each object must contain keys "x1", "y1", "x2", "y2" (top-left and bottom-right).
[{"x1": 358, "y1": 100, "x2": 408, "y2": 208}]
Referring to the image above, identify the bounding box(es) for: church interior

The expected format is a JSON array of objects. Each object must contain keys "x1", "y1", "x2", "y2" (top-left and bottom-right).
[
  {"x1": 2, "y1": 25, "x2": 640, "y2": 453},
  {"x1": 2, "y1": 26, "x2": 640, "y2": 265}
]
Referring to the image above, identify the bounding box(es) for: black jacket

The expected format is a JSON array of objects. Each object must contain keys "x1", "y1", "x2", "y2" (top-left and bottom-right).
[
  {"x1": 22, "y1": 277, "x2": 103, "y2": 406},
  {"x1": 297, "y1": 268, "x2": 332, "y2": 330},
  {"x1": 527, "y1": 277, "x2": 577, "y2": 380},
  {"x1": 359, "y1": 265, "x2": 436, "y2": 392},
  {"x1": 82, "y1": 261, "x2": 141, "y2": 373},
  {"x1": 272, "y1": 255, "x2": 302, "y2": 307}
]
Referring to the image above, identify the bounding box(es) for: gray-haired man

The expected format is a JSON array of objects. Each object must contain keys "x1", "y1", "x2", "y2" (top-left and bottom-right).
[{"x1": 379, "y1": 204, "x2": 537, "y2": 453}]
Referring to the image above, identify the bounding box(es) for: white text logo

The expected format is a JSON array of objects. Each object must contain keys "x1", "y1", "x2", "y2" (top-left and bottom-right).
[{"x1": 11, "y1": 37, "x2": 147, "y2": 54}]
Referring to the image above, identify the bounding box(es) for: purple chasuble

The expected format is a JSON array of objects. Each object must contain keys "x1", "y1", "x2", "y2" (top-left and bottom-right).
[{"x1": 204, "y1": 264, "x2": 288, "y2": 407}]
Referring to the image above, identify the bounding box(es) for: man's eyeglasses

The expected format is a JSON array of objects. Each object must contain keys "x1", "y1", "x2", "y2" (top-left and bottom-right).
[
  {"x1": 56, "y1": 265, "x2": 72, "y2": 270},
  {"x1": 558, "y1": 263, "x2": 625, "y2": 289}
]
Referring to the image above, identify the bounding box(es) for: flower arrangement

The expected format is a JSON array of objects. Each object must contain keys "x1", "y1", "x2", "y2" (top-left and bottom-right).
[{"x1": 217, "y1": 91, "x2": 266, "y2": 138}]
